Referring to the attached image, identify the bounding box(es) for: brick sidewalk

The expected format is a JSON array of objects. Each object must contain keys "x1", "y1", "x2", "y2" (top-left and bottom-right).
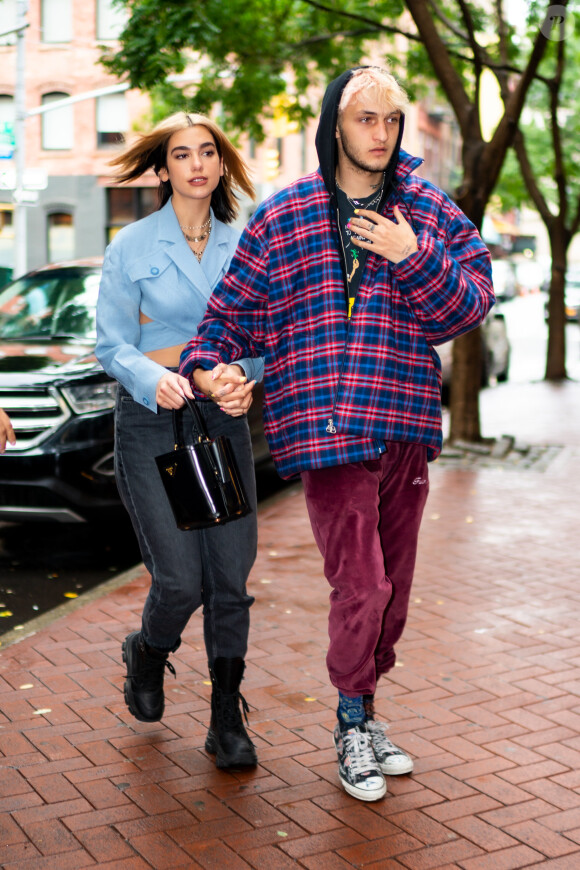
[{"x1": 1, "y1": 381, "x2": 579, "y2": 869}]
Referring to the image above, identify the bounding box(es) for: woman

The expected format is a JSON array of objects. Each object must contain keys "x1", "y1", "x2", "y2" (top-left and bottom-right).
[{"x1": 96, "y1": 112, "x2": 263, "y2": 769}]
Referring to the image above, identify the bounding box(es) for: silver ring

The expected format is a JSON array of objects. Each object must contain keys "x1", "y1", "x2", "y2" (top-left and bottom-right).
[{"x1": 368, "y1": 223, "x2": 374, "y2": 233}]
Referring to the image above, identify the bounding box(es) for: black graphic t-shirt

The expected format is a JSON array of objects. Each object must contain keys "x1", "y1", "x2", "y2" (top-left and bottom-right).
[{"x1": 336, "y1": 185, "x2": 382, "y2": 318}]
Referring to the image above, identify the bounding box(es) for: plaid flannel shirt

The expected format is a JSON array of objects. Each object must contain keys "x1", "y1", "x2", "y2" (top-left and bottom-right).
[{"x1": 180, "y1": 151, "x2": 494, "y2": 479}]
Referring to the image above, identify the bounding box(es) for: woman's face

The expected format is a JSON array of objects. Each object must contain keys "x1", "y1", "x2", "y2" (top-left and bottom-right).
[{"x1": 158, "y1": 125, "x2": 223, "y2": 205}]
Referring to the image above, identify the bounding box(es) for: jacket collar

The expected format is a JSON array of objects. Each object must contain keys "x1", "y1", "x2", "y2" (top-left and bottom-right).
[
  {"x1": 156, "y1": 198, "x2": 232, "y2": 296},
  {"x1": 394, "y1": 149, "x2": 423, "y2": 182}
]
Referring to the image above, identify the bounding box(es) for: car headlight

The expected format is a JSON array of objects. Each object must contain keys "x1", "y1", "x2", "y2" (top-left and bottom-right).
[{"x1": 62, "y1": 381, "x2": 118, "y2": 414}]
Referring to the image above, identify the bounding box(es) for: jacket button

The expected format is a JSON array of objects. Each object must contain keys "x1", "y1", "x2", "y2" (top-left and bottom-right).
[{"x1": 150, "y1": 266, "x2": 159, "y2": 275}]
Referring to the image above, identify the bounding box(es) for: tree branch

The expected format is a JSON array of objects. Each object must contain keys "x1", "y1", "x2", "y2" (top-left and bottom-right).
[
  {"x1": 405, "y1": 0, "x2": 473, "y2": 133},
  {"x1": 426, "y1": 0, "x2": 470, "y2": 43},
  {"x1": 550, "y1": 36, "x2": 567, "y2": 222},
  {"x1": 570, "y1": 190, "x2": 580, "y2": 238},
  {"x1": 297, "y1": 28, "x2": 386, "y2": 47},
  {"x1": 513, "y1": 130, "x2": 554, "y2": 227},
  {"x1": 455, "y1": 0, "x2": 484, "y2": 112},
  {"x1": 495, "y1": 0, "x2": 509, "y2": 72},
  {"x1": 300, "y1": 0, "x2": 405, "y2": 38}
]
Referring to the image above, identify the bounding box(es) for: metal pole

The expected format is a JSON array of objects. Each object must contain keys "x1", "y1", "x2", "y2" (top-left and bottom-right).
[{"x1": 13, "y1": 0, "x2": 29, "y2": 279}]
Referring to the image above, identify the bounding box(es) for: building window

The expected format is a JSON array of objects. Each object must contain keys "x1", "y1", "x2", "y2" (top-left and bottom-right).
[
  {"x1": 0, "y1": 95, "x2": 15, "y2": 160},
  {"x1": 41, "y1": 92, "x2": 73, "y2": 151},
  {"x1": 47, "y1": 213, "x2": 74, "y2": 263},
  {"x1": 0, "y1": 0, "x2": 17, "y2": 45},
  {"x1": 106, "y1": 187, "x2": 157, "y2": 242},
  {"x1": 0, "y1": 207, "x2": 14, "y2": 281},
  {"x1": 0, "y1": 95, "x2": 15, "y2": 124},
  {"x1": 96, "y1": 93, "x2": 128, "y2": 148},
  {"x1": 97, "y1": 0, "x2": 128, "y2": 40},
  {"x1": 41, "y1": 0, "x2": 72, "y2": 43}
]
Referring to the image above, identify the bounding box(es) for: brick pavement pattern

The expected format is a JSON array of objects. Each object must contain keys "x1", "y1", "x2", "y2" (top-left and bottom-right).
[{"x1": 1, "y1": 381, "x2": 579, "y2": 869}]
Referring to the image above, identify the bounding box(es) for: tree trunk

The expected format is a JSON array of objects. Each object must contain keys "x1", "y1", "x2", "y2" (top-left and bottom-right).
[
  {"x1": 545, "y1": 226, "x2": 568, "y2": 380},
  {"x1": 449, "y1": 328, "x2": 483, "y2": 443},
  {"x1": 446, "y1": 181, "x2": 486, "y2": 444}
]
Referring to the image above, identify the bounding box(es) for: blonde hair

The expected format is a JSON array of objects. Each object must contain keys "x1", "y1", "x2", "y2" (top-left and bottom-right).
[
  {"x1": 339, "y1": 67, "x2": 409, "y2": 116},
  {"x1": 108, "y1": 112, "x2": 255, "y2": 223}
]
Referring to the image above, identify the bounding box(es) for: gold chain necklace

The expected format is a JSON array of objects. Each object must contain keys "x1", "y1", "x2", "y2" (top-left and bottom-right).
[
  {"x1": 181, "y1": 215, "x2": 212, "y2": 245},
  {"x1": 180, "y1": 215, "x2": 211, "y2": 232},
  {"x1": 184, "y1": 217, "x2": 212, "y2": 263}
]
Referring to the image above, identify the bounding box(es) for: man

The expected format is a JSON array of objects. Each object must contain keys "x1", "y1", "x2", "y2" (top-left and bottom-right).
[{"x1": 180, "y1": 67, "x2": 494, "y2": 802}]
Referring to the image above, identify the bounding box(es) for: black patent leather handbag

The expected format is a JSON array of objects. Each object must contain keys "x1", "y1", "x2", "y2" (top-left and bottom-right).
[{"x1": 155, "y1": 396, "x2": 251, "y2": 531}]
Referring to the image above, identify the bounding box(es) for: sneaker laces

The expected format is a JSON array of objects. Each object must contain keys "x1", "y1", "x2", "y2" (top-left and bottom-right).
[
  {"x1": 343, "y1": 727, "x2": 378, "y2": 775},
  {"x1": 366, "y1": 719, "x2": 398, "y2": 754}
]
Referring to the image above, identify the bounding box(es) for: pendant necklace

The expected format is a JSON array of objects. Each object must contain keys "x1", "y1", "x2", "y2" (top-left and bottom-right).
[{"x1": 338, "y1": 215, "x2": 360, "y2": 286}]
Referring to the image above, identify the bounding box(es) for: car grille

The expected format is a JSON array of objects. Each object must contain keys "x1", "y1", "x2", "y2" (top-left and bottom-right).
[{"x1": 0, "y1": 386, "x2": 70, "y2": 450}]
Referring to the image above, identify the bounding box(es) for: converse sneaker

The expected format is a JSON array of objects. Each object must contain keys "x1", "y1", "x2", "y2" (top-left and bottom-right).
[
  {"x1": 333, "y1": 723, "x2": 387, "y2": 801},
  {"x1": 366, "y1": 719, "x2": 414, "y2": 775}
]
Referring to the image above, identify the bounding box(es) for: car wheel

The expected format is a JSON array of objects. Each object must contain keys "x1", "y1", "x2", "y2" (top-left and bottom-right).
[
  {"x1": 481, "y1": 346, "x2": 492, "y2": 387},
  {"x1": 496, "y1": 352, "x2": 510, "y2": 383}
]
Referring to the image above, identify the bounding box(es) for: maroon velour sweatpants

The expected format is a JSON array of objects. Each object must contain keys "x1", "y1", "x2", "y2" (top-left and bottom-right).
[{"x1": 301, "y1": 442, "x2": 429, "y2": 697}]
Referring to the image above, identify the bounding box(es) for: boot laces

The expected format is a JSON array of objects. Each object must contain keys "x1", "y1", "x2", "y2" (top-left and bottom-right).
[
  {"x1": 343, "y1": 727, "x2": 377, "y2": 776},
  {"x1": 135, "y1": 655, "x2": 176, "y2": 690},
  {"x1": 217, "y1": 689, "x2": 251, "y2": 730}
]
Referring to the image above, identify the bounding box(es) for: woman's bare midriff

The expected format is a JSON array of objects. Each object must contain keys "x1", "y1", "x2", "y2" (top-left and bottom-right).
[
  {"x1": 139, "y1": 312, "x2": 186, "y2": 367},
  {"x1": 143, "y1": 344, "x2": 187, "y2": 367}
]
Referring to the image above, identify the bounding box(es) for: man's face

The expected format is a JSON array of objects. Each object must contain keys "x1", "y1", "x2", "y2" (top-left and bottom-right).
[{"x1": 336, "y1": 94, "x2": 401, "y2": 175}]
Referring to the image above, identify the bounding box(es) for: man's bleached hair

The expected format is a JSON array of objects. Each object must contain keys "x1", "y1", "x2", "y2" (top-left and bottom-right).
[{"x1": 339, "y1": 67, "x2": 409, "y2": 115}]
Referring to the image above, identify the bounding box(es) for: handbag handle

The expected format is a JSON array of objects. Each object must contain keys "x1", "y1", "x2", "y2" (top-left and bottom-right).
[{"x1": 172, "y1": 396, "x2": 211, "y2": 448}]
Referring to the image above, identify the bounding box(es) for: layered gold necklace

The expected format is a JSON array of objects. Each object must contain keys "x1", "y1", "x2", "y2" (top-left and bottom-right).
[{"x1": 180, "y1": 215, "x2": 211, "y2": 263}]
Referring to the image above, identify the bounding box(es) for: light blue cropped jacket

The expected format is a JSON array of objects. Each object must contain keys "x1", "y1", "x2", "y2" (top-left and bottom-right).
[{"x1": 95, "y1": 198, "x2": 264, "y2": 412}]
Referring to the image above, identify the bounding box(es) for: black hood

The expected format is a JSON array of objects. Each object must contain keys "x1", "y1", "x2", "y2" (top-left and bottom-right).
[{"x1": 314, "y1": 67, "x2": 405, "y2": 206}]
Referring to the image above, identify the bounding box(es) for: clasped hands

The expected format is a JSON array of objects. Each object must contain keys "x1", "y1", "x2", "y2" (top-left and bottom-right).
[
  {"x1": 348, "y1": 204, "x2": 418, "y2": 264},
  {"x1": 155, "y1": 364, "x2": 255, "y2": 417}
]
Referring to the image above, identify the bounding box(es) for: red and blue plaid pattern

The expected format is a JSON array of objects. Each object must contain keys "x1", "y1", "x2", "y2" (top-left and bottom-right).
[{"x1": 180, "y1": 151, "x2": 494, "y2": 479}]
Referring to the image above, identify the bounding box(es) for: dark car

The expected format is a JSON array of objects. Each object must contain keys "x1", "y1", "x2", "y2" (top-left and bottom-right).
[
  {"x1": 437, "y1": 308, "x2": 511, "y2": 405},
  {"x1": 0, "y1": 266, "x2": 12, "y2": 289},
  {"x1": 0, "y1": 260, "x2": 270, "y2": 524}
]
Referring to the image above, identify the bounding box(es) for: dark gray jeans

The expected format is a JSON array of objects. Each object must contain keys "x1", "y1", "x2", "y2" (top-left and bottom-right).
[{"x1": 114, "y1": 387, "x2": 257, "y2": 662}]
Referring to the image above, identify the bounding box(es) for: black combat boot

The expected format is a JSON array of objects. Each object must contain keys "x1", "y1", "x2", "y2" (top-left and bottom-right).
[
  {"x1": 205, "y1": 657, "x2": 257, "y2": 769},
  {"x1": 122, "y1": 631, "x2": 176, "y2": 722}
]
